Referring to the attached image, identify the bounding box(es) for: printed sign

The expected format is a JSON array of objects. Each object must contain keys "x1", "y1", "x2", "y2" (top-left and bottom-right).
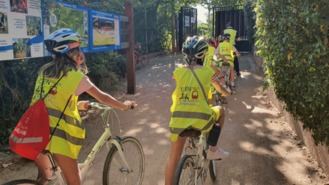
[{"x1": 0, "y1": 0, "x2": 43, "y2": 60}]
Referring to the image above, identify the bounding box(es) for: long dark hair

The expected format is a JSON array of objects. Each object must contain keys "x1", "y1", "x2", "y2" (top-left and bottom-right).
[{"x1": 39, "y1": 53, "x2": 88, "y2": 78}]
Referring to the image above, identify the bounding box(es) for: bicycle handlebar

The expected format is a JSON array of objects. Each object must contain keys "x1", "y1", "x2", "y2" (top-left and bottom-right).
[{"x1": 89, "y1": 102, "x2": 113, "y2": 110}]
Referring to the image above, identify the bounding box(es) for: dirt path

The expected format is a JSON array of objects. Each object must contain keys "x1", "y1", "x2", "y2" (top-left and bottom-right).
[{"x1": 0, "y1": 54, "x2": 328, "y2": 185}]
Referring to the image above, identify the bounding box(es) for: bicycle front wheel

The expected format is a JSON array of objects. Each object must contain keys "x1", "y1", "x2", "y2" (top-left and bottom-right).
[
  {"x1": 103, "y1": 136, "x2": 144, "y2": 185},
  {"x1": 2, "y1": 179, "x2": 39, "y2": 185},
  {"x1": 174, "y1": 155, "x2": 196, "y2": 185}
]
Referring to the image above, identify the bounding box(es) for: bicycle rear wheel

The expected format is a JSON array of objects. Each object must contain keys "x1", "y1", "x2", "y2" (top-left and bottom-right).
[
  {"x1": 2, "y1": 179, "x2": 39, "y2": 185},
  {"x1": 209, "y1": 160, "x2": 217, "y2": 182},
  {"x1": 174, "y1": 155, "x2": 196, "y2": 185},
  {"x1": 102, "y1": 136, "x2": 144, "y2": 185}
]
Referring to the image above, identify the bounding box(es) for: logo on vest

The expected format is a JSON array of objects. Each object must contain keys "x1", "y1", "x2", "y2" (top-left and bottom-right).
[
  {"x1": 50, "y1": 87, "x2": 57, "y2": 95},
  {"x1": 179, "y1": 86, "x2": 199, "y2": 103}
]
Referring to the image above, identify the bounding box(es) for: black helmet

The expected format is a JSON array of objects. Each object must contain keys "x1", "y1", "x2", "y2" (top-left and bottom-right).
[
  {"x1": 223, "y1": 33, "x2": 230, "y2": 40},
  {"x1": 182, "y1": 36, "x2": 208, "y2": 65}
]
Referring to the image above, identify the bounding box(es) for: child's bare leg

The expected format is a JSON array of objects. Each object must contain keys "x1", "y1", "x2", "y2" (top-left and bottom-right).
[
  {"x1": 165, "y1": 137, "x2": 186, "y2": 185},
  {"x1": 35, "y1": 153, "x2": 54, "y2": 184}
]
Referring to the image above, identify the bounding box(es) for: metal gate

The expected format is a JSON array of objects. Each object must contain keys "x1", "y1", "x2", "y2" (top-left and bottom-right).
[
  {"x1": 177, "y1": 7, "x2": 197, "y2": 51},
  {"x1": 213, "y1": 6, "x2": 251, "y2": 52}
]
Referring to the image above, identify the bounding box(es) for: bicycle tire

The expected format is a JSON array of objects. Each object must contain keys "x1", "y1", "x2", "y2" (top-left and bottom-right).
[
  {"x1": 209, "y1": 160, "x2": 217, "y2": 182},
  {"x1": 2, "y1": 179, "x2": 40, "y2": 185},
  {"x1": 102, "y1": 136, "x2": 145, "y2": 185},
  {"x1": 173, "y1": 155, "x2": 196, "y2": 185}
]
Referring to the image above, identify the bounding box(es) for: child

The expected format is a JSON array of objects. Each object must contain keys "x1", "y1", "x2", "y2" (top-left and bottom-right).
[{"x1": 165, "y1": 36, "x2": 230, "y2": 185}]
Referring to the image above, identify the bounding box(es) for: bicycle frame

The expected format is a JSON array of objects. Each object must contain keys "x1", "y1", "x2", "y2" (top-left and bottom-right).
[
  {"x1": 184, "y1": 132, "x2": 210, "y2": 185},
  {"x1": 47, "y1": 104, "x2": 133, "y2": 184}
]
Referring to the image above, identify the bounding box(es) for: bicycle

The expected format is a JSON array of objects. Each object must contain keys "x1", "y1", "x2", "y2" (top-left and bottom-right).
[
  {"x1": 3, "y1": 102, "x2": 145, "y2": 185},
  {"x1": 173, "y1": 129, "x2": 217, "y2": 185},
  {"x1": 212, "y1": 59, "x2": 233, "y2": 105}
]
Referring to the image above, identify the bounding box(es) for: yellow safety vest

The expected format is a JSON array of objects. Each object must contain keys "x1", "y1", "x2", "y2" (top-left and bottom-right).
[
  {"x1": 31, "y1": 70, "x2": 84, "y2": 159},
  {"x1": 204, "y1": 45, "x2": 215, "y2": 67},
  {"x1": 224, "y1": 28, "x2": 237, "y2": 45},
  {"x1": 218, "y1": 41, "x2": 234, "y2": 65},
  {"x1": 169, "y1": 66, "x2": 215, "y2": 141}
]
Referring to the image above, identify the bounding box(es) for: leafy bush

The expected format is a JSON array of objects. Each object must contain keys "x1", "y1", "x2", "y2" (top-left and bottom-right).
[
  {"x1": 255, "y1": 0, "x2": 329, "y2": 144},
  {"x1": 0, "y1": 52, "x2": 126, "y2": 147}
]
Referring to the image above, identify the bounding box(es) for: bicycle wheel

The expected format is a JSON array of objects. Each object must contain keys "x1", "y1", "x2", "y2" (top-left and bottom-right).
[
  {"x1": 174, "y1": 155, "x2": 196, "y2": 185},
  {"x1": 2, "y1": 179, "x2": 39, "y2": 185},
  {"x1": 103, "y1": 136, "x2": 144, "y2": 185},
  {"x1": 209, "y1": 160, "x2": 217, "y2": 182}
]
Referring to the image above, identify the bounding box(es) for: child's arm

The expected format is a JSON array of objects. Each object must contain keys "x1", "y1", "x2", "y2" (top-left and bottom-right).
[{"x1": 87, "y1": 86, "x2": 136, "y2": 110}]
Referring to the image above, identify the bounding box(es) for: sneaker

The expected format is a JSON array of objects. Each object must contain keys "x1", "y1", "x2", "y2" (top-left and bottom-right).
[{"x1": 207, "y1": 147, "x2": 230, "y2": 160}]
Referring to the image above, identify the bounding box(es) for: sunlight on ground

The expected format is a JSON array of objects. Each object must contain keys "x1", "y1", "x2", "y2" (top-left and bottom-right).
[
  {"x1": 251, "y1": 106, "x2": 279, "y2": 116},
  {"x1": 241, "y1": 101, "x2": 253, "y2": 110},
  {"x1": 239, "y1": 141, "x2": 276, "y2": 157},
  {"x1": 125, "y1": 128, "x2": 142, "y2": 136}
]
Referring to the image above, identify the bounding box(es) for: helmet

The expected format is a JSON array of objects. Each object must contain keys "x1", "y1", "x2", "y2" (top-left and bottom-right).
[
  {"x1": 223, "y1": 33, "x2": 230, "y2": 40},
  {"x1": 44, "y1": 28, "x2": 81, "y2": 54},
  {"x1": 182, "y1": 36, "x2": 208, "y2": 64}
]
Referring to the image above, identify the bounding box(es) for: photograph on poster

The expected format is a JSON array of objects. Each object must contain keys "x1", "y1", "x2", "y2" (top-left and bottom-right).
[
  {"x1": 13, "y1": 38, "x2": 30, "y2": 58},
  {"x1": 26, "y1": 16, "x2": 41, "y2": 35},
  {"x1": 93, "y1": 16, "x2": 116, "y2": 46},
  {"x1": 10, "y1": 0, "x2": 28, "y2": 14},
  {"x1": 49, "y1": 4, "x2": 88, "y2": 47},
  {"x1": 0, "y1": 12, "x2": 8, "y2": 34}
]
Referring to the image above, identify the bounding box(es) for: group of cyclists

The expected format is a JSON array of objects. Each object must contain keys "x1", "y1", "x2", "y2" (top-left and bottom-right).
[{"x1": 8, "y1": 22, "x2": 240, "y2": 185}]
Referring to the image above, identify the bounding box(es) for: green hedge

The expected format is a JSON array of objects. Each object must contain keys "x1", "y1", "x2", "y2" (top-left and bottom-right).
[
  {"x1": 0, "y1": 52, "x2": 126, "y2": 147},
  {"x1": 255, "y1": 0, "x2": 329, "y2": 145}
]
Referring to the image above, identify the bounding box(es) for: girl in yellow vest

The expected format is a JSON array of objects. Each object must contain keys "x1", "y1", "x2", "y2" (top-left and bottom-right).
[
  {"x1": 215, "y1": 33, "x2": 240, "y2": 93},
  {"x1": 33, "y1": 28, "x2": 136, "y2": 185},
  {"x1": 165, "y1": 36, "x2": 230, "y2": 185}
]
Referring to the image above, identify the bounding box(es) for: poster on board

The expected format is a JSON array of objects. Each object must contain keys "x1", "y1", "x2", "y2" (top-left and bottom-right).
[
  {"x1": 90, "y1": 10, "x2": 120, "y2": 51},
  {"x1": 0, "y1": 0, "x2": 43, "y2": 61},
  {"x1": 44, "y1": 2, "x2": 89, "y2": 49}
]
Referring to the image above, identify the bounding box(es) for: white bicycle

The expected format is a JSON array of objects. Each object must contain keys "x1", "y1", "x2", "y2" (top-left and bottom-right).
[
  {"x1": 173, "y1": 129, "x2": 217, "y2": 185},
  {"x1": 3, "y1": 102, "x2": 145, "y2": 185}
]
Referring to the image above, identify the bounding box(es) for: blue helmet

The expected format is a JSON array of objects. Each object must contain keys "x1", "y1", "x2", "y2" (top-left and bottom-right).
[
  {"x1": 182, "y1": 36, "x2": 208, "y2": 64},
  {"x1": 44, "y1": 28, "x2": 81, "y2": 54}
]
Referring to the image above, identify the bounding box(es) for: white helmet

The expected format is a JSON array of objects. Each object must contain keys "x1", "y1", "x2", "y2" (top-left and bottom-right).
[{"x1": 44, "y1": 28, "x2": 81, "y2": 54}]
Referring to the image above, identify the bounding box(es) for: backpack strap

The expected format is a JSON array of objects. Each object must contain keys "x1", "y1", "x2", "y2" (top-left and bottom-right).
[
  {"x1": 49, "y1": 95, "x2": 72, "y2": 141},
  {"x1": 40, "y1": 73, "x2": 65, "y2": 100},
  {"x1": 189, "y1": 66, "x2": 209, "y2": 105}
]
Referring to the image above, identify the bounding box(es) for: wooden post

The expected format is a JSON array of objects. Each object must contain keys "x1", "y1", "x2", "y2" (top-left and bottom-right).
[{"x1": 125, "y1": 1, "x2": 136, "y2": 94}]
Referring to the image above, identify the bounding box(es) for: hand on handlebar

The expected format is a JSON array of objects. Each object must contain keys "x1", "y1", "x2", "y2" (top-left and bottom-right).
[
  {"x1": 123, "y1": 100, "x2": 137, "y2": 111},
  {"x1": 78, "y1": 100, "x2": 90, "y2": 111}
]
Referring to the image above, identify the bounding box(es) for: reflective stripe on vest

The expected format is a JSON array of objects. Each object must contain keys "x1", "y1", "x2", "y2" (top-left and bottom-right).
[
  {"x1": 51, "y1": 128, "x2": 84, "y2": 146},
  {"x1": 172, "y1": 111, "x2": 212, "y2": 120},
  {"x1": 48, "y1": 108, "x2": 84, "y2": 129}
]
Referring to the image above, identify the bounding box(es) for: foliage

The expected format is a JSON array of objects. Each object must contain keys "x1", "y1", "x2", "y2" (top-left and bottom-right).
[
  {"x1": 0, "y1": 53, "x2": 126, "y2": 147},
  {"x1": 255, "y1": 0, "x2": 329, "y2": 145},
  {"x1": 244, "y1": 1, "x2": 256, "y2": 49},
  {"x1": 198, "y1": 23, "x2": 209, "y2": 36}
]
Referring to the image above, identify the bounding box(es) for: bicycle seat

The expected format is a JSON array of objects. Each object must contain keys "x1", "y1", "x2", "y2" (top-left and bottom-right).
[
  {"x1": 221, "y1": 62, "x2": 231, "y2": 67},
  {"x1": 179, "y1": 129, "x2": 201, "y2": 137}
]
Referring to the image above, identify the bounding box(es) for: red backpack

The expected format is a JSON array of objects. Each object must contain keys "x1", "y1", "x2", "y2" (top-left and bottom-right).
[{"x1": 9, "y1": 74, "x2": 70, "y2": 160}]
